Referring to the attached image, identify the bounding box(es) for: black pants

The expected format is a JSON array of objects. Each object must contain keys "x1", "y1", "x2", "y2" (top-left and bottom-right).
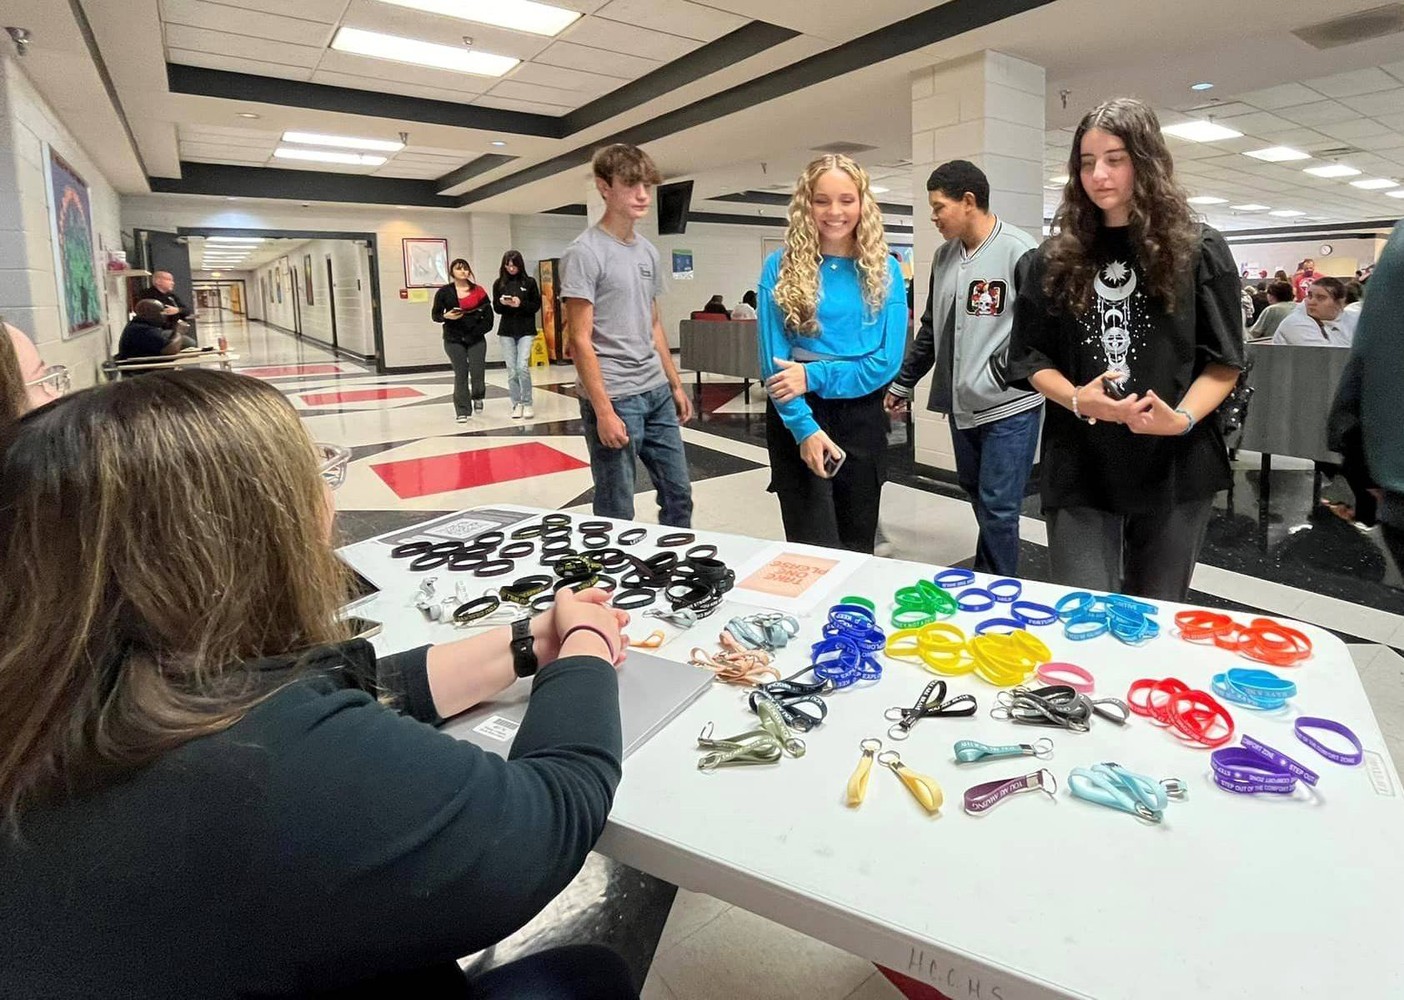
[
  {"x1": 1046, "y1": 498, "x2": 1214, "y2": 601},
  {"x1": 466, "y1": 945, "x2": 637, "y2": 1000},
  {"x1": 766, "y1": 391, "x2": 887, "y2": 554},
  {"x1": 445, "y1": 338, "x2": 487, "y2": 415}
]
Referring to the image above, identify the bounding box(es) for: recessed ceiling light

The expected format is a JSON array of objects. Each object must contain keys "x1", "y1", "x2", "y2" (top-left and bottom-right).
[
  {"x1": 1350, "y1": 178, "x2": 1398, "y2": 189},
  {"x1": 203, "y1": 237, "x2": 265, "y2": 243},
  {"x1": 1190, "y1": 82, "x2": 1215, "y2": 91},
  {"x1": 1268, "y1": 209, "x2": 1306, "y2": 217},
  {"x1": 1244, "y1": 146, "x2": 1310, "y2": 162},
  {"x1": 1187, "y1": 195, "x2": 1228, "y2": 205},
  {"x1": 283, "y1": 131, "x2": 405, "y2": 153},
  {"x1": 1388, "y1": 189, "x2": 1404, "y2": 199},
  {"x1": 490, "y1": 140, "x2": 507, "y2": 147},
  {"x1": 1230, "y1": 204, "x2": 1271, "y2": 211},
  {"x1": 372, "y1": 0, "x2": 580, "y2": 36},
  {"x1": 869, "y1": 185, "x2": 890, "y2": 194},
  {"x1": 1162, "y1": 120, "x2": 1243, "y2": 142},
  {"x1": 236, "y1": 112, "x2": 261, "y2": 119},
  {"x1": 274, "y1": 147, "x2": 388, "y2": 166},
  {"x1": 1304, "y1": 163, "x2": 1361, "y2": 178},
  {"x1": 331, "y1": 26, "x2": 519, "y2": 76}
]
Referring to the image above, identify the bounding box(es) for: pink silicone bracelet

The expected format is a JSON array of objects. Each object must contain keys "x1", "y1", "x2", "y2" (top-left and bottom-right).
[{"x1": 1036, "y1": 661, "x2": 1094, "y2": 693}]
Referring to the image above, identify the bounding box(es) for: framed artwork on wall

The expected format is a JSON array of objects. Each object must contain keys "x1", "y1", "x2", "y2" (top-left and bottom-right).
[
  {"x1": 43, "y1": 144, "x2": 103, "y2": 338},
  {"x1": 303, "y1": 253, "x2": 314, "y2": 304},
  {"x1": 402, "y1": 237, "x2": 449, "y2": 288}
]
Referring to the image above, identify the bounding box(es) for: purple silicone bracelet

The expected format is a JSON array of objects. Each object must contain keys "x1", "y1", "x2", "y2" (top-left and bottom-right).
[
  {"x1": 1241, "y1": 734, "x2": 1320, "y2": 786},
  {"x1": 1209, "y1": 747, "x2": 1296, "y2": 795},
  {"x1": 1294, "y1": 716, "x2": 1364, "y2": 766}
]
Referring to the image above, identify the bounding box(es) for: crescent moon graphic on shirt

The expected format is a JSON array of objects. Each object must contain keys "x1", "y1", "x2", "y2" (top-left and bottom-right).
[
  {"x1": 1103, "y1": 307, "x2": 1125, "y2": 328},
  {"x1": 1094, "y1": 263, "x2": 1137, "y2": 303}
]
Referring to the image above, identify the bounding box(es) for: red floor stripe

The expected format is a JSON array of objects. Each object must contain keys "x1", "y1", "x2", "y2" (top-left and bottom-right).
[
  {"x1": 239, "y1": 364, "x2": 346, "y2": 377},
  {"x1": 371, "y1": 442, "x2": 588, "y2": 499},
  {"x1": 300, "y1": 387, "x2": 424, "y2": 406}
]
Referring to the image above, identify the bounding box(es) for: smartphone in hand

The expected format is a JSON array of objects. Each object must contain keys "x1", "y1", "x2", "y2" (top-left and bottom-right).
[
  {"x1": 823, "y1": 446, "x2": 846, "y2": 479},
  {"x1": 1102, "y1": 375, "x2": 1129, "y2": 400}
]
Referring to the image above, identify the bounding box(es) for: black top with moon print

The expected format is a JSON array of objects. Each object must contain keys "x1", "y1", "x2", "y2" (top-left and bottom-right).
[{"x1": 1007, "y1": 225, "x2": 1245, "y2": 514}]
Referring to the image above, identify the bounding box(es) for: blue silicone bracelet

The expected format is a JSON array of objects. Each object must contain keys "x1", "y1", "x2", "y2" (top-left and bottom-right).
[
  {"x1": 1011, "y1": 601, "x2": 1058, "y2": 627},
  {"x1": 934, "y1": 568, "x2": 976, "y2": 590},
  {"x1": 974, "y1": 617, "x2": 1025, "y2": 635},
  {"x1": 956, "y1": 587, "x2": 997, "y2": 613},
  {"x1": 988, "y1": 578, "x2": 1023, "y2": 603}
]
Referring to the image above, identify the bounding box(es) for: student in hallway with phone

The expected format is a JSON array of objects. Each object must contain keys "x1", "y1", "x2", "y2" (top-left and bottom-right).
[{"x1": 757, "y1": 153, "x2": 908, "y2": 553}]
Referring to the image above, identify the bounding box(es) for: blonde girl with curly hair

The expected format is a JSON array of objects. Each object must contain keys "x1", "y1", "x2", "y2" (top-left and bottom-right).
[{"x1": 756, "y1": 154, "x2": 907, "y2": 552}]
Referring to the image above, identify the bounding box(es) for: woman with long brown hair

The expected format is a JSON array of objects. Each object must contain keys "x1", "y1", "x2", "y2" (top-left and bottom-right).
[
  {"x1": 1007, "y1": 98, "x2": 1245, "y2": 600},
  {"x1": 0, "y1": 369, "x2": 636, "y2": 999},
  {"x1": 433, "y1": 257, "x2": 495, "y2": 422},
  {"x1": 493, "y1": 249, "x2": 543, "y2": 420},
  {"x1": 757, "y1": 153, "x2": 908, "y2": 552}
]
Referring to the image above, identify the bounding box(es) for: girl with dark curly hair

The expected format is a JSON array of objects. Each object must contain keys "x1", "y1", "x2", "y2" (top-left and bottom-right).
[{"x1": 1006, "y1": 98, "x2": 1245, "y2": 600}]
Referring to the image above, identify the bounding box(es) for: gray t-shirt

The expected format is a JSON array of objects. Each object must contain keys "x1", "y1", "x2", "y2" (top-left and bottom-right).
[{"x1": 560, "y1": 224, "x2": 667, "y2": 399}]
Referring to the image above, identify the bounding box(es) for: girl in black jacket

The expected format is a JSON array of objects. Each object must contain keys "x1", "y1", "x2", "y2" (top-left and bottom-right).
[
  {"x1": 492, "y1": 251, "x2": 542, "y2": 419},
  {"x1": 432, "y1": 258, "x2": 494, "y2": 421}
]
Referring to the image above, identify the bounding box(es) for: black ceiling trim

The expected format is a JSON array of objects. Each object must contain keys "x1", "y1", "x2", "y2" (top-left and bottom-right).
[
  {"x1": 151, "y1": 161, "x2": 459, "y2": 207},
  {"x1": 1224, "y1": 232, "x2": 1380, "y2": 245},
  {"x1": 544, "y1": 204, "x2": 588, "y2": 216},
  {"x1": 166, "y1": 64, "x2": 562, "y2": 137},
  {"x1": 436, "y1": 153, "x2": 518, "y2": 192},
  {"x1": 541, "y1": 204, "x2": 913, "y2": 233},
  {"x1": 69, "y1": 0, "x2": 148, "y2": 178},
  {"x1": 711, "y1": 190, "x2": 915, "y2": 216},
  {"x1": 1221, "y1": 219, "x2": 1398, "y2": 238},
  {"x1": 456, "y1": 0, "x2": 1057, "y2": 206}
]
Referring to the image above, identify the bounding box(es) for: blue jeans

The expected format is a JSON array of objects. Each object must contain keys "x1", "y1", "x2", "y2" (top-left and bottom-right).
[
  {"x1": 499, "y1": 334, "x2": 534, "y2": 406},
  {"x1": 579, "y1": 383, "x2": 693, "y2": 527},
  {"x1": 950, "y1": 406, "x2": 1041, "y2": 576}
]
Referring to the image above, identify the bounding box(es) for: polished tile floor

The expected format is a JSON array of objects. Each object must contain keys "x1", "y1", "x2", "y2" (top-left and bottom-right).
[{"x1": 215, "y1": 312, "x2": 1404, "y2": 999}]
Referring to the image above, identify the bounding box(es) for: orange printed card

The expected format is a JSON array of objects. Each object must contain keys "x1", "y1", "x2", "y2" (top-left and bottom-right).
[{"x1": 740, "y1": 553, "x2": 839, "y2": 598}]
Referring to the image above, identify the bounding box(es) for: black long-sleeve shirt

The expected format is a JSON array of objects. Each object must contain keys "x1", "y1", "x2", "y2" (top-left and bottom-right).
[
  {"x1": 492, "y1": 275, "x2": 542, "y2": 338},
  {"x1": 0, "y1": 641, "x2": 622, "y2": 999}
]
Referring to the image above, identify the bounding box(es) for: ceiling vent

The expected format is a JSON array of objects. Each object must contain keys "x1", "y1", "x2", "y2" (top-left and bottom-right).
[
  {"x1": 812, "y1": 141, "x2": 878, "y2": 155},
  {"x1": 1309, "y1": 144, "x2": 1363, "y2": 157},
  {"x1": 1292, "y1": 4, "x2": 1404, "y2": 49}
]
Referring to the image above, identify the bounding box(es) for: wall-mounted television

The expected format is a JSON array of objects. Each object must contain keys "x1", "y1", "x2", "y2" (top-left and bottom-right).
[{"x1": 657, "y1": 180, "x2": 693, "y2": 235}]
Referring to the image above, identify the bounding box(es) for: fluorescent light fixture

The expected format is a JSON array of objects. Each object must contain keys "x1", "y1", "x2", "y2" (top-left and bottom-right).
[
  {"x1": 236, "y1": 112, "x2": 261, "y2": 119},
  {"x1": 331, "y1": 26, "x2": 519, "y2": 76},
  {"x1": 372, "y1": 0, "x2": 580, "y2": 36},
  {"x1": 1230, "y1": 204, "x2": 1271, "y2": 211},
  {"x1": 1244, "y1": 146, "x2": 1309, "y2": 162},
  {"x1": 274, "y1": 147, "x2": 388, "y2": 166},
  {"x1": 490, "y1": 140, "x2": 507, "y2": 147},
  {"x1": 869, "y1": 185, "x2": 890, "y2": 194},
  {"x1": 1350, "y1": 177, "x2": 1398, "y2": 189},
  {"x1": 1268, "y1": 209, "x2": 1305, "y2": 217},
  {"x1": 283, "y1": 131, "x2": 405, "y2": 153},
  {"x1": 1191, "y1": 82, "x2": 1214, "y2": 91},
  {"x1": 1304, "y1": 163, "x2": 1360, "y2": 178},
  {"x1": 1162, "y1": 120, "x2": 1243, "y2": 142},
  {"x1": 1187, "y1": 195, "x2": 1228, "y2": 205},
  {"x1": 1388, "y1": 189, "x2": 1404, "y2": 198}
]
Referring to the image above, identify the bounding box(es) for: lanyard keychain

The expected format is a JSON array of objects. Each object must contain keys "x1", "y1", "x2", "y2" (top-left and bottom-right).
[
  {"x1": 884, "y1": 679, "x2": 977, "y2": 740},
  {"x1": 696, "y1": 693, "x2": 806, "y2": 771},
  {"x1": 877, "y1": 749, "x2": 944, "y2": 814},
  {"x1": 1068, "y1": 762, "x2": 1187, "y2": 823},
  {"x1": 847, "y1": 738, "x2": 883, "y2": 806},
  {"x1": 953, "y1": 738, "x2": 1054, "y2": 764},
  {"x1": 963, "y1": 769, "x2": 1058, "y2": 815}
]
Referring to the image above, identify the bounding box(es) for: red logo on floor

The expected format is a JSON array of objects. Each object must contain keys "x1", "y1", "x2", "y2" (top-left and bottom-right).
[
  {"x1": 371, "y1": 442, "x2": 588, "y2": 499},
  {"x1": 299, "y1": 387, "x2": 425, "y2": 406}
]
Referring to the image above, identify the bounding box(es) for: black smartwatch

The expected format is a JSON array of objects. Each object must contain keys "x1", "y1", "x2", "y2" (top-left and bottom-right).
[{"x1": 510, "y1": 617, "x2": 538, "y2": 678}]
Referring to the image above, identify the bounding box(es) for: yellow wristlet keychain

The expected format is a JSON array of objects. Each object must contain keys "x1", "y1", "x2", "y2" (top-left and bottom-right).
[
  {"x1": 846, "y1": 738, "x2": 881, "y2": 806},
  {"x1": 879, "y1": 748, "x2": 944, "y2": 813}
]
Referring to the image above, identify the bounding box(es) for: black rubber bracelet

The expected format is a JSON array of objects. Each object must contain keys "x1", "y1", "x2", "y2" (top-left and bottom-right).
[
  {"x1": 619, "y1": 570, "x2": 650, "y2": 589},
  {"x1": 474, "y1": 558, "x2": 516, "y2": 577},
  {"x1": 428, "y1": 540, "x2": 465, "y2": 555},
  {"x1": 541, "y1": 538, "x2": 573, "y2": 553},
  {"x1": 500, "y1": 574, "x2": 553, "y2": 602},
  {"x1": 591, "y1": 574, "x2": 618, "y2": 593},
  {"x1": 391, "y1": 541, "x2": 432, "y2": 558},
  {"x1": 554, "y1": 574, "x2": 598, "y2": 593},
  {"x1": 530, "y1": 593, "x2": 557, "y2": 615},
  {"x1": 685, "y1": 544, "x2": 718, "y2": 561},
  {"x1": 611, "y1": 588, "x2": 657, "y2": 610},
  {"x1": 499, "y1": 541, "x2": 536, "y2": 559},
  {"x1": 541, "y1": 513, "x2": 571, "y2": 527},
  {"x1": 591, "y1": 547, "x2": 628, "y2": 570},
  {"x1": 555, "y1": 555, "x2": 603, "y2": 582},
  {"x1": 689, "y1": 557, "x2": 729, "y2": 585},
  {"x1": 453, "y1": 596, "x2": 500, "y2": 623},
  {"x1": 409, "y1": 552, "x2": 455, "y2": 571},
  {"x1": 647, "y1": 552, "x2": 680, "y2": 573},
  {"x1": 473, "y1": 530, "x2": 505, "y2": 548},
  {"x1": 618, "y1": 527, "x2": 648, "y2": 546},
  {"x1": 581, "y1": 533, "x2": 611, "y2": 549},
  {"x1": 578, "y1": 520, "x2": 612, "y2": 534},
  {"x1": 447, "y1": 551, "x2": 488, "y2": 571},
  {"x1": 667, "y1": 581, "x2": 713, "y2": 610},
  {"x1": 510, "y1": 524, "x2": 543, "y2": 539},
  {"x1": 657, "y1": 532, "x2": 696, "y2": 547}
]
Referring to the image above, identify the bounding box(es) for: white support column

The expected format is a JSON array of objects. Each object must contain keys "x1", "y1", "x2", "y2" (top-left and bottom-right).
[{"x1": 909, "y1": 50, "x2": 1046, "y2": 475}]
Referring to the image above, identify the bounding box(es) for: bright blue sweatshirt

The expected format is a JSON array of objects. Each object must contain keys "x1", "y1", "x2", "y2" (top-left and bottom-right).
[{"x1": 756, "y1": 249, "x2": 908, "y2": 443}]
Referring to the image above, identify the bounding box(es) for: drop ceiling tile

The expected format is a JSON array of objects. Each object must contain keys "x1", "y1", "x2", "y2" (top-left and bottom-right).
[
  {"x1": 371, "y1": 164, "x2": 441, "y2": 178},
  {"x1": 1213, "y1": 111, "x2": 1298, "y2": 136},
  {"x1": 309, "y1": 70, "x2": 483, "y2": 104},
  {"x1": 164, "y1": 24, "x2": 323, "y2": 67},
  {"x1": 1302, "y1": 67, "x2": 1402, "y2": 99},
  {"x1": 472, "y1": 95, "x2": 573, "y2": 115},
  {"x1": 592, "y1": 0, "x2": 746, "y2": 41},
  {"x1": 402, "y1": 143, "x2": 487, "y2": 157},
  {"x1": 1317, "y1": 118, "x2": 1394, "y2": 142},
  {"x1": 167, "y1": 47, "x2": 316, "y2": 80},
  {"x1": 1252, "y1": 127, "x2": 1333, "y2": 147},
  {"x1": 1170, "y1": 101, "x2": 1256, "y2": 120},
  {"x1": 534, "y1": 40, "x2": 657, "y2": 79},
  {"x1": 1352, "y1": 131, "x2": 1404, "y2": 153},
  {"x1": 1233, "y1": 82, "x2": 1326, "y2": 110},
  {"x1": 560, "y1": 17, "x2": 701, "y2": 60},
  {"x1": 1383, "y1": 60, "x2": 1404, "y2": 85},
  {"x1": 507, "y1": 61, "x2": 625, "y2": 95},
  {"x1": 197, "y1": 0, "x2": 348, "y2": 20},
  {"x1": 483, "y1": 79, "x2": 589, "y2": 108},
  {"x1": 393, "y1": 151, "x2": 469, "y2": 164},
  {"x1": 1340, "y1": 89, "x2": 1404, "y2": 118},
  {"x1": 180, "y1": 142, "x2": 270, "y2": 162},
  {"x1": 1373, "y1": 112, "x2": 1404, "y2": 131},
  {"x1": 339, "y1": 0, "x2": 553, "y2": 61},
  {"x1": 1275, "y1": 100, "x2": 1354, "y2": 127},
  {"x1": 315, "y1": 51, "x2": 492, "y2": 93},
  {"x1": 159, "y1": 0, "x2": 335, "y2": 46},
  {"x1": 179, "y1": 126, "x2": 280, "y2": 147}
]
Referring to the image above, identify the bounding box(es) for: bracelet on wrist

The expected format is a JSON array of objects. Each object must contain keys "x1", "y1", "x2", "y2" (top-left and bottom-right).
[
  {"x1": 560, "y1": 624, "x2": 616, "y2": 662},
  {"x1": 1174, "y1": 407, "x2": 1196, "y2": 435}
]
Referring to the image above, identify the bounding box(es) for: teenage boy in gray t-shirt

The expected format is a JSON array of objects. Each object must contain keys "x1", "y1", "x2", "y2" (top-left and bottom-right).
[{"x1": 562, "y1": 144, "x2": 694, "y2": 527}]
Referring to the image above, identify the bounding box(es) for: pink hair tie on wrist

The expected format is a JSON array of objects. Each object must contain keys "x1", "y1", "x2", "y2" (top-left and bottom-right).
[
  {"x1": 561, "y1": 624, "x2": 617, "y2": 663},
  {"x1": 1036, "y1": 661, "x2": 1095, "y2": 693}
]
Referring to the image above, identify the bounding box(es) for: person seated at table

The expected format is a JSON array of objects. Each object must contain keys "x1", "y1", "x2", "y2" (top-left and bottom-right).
[
  {"x1": 700, "y1": 293, "x2": 730, "y2": 316},
  {"x1": 116, "y1": 299, "x2": 183, "y2": 362},
  {"x1": 1272, "y1": 276, "x2": 1352, "y2": 347},
  {"x1": 731, "y1": 290, "x2": 758, "y2": 320},
  {"x1": 1247, "y1": 280, "x2": 1295, "y2": 340},
  {"x1": 1, "y1": 321, "x2": 68, "y2": 428},
  {"x1": 0, "y1": 369, "x2": 637, "y2": 1000}
]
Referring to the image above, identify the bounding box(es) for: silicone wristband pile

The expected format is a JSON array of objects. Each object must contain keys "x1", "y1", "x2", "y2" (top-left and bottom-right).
[
  {"x1": 1210, "y1": 668, "x2": 1296, "y2": 710},
  {"x1": 1174, "y1": 610, "x2": 1313, "y2": 665},
  {"x1": 891, "y1": 579, "x2": 958, "y2": 629},
  {"x1": 1294, "y1": 716, "x2": 1364, "y2": 766},
  {"x1": 810, "y1": 603, "x2": 885, "y2": 688},
  {"x1": 1240, "y1": 734, "x2": 1320, "y2": 786},
  {"x1": 1127, "y1": 677, "x2": 1235, "y2": 748},
  {"x1": 883, "y1": 623, "x2": 974, "y2": 677},
  {"x1": 1209, "y1": 747, "x2": 1297, "y2": 795},
  {"x1": 968, "y1": 630, "x2": 1050, "y2": 687},
  {"x1": 1056, "y1": 591, "x2": 1160, "y2": 645},
  {"x1": 1068, "y1": 762, "x2": 1186, "y2": 823}
]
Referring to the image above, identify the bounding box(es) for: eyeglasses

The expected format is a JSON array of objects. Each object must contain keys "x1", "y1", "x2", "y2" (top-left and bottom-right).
[
  {"x1": 23, "y1": 364, "x2": 71, "y2": 398},
  {"x1": 315, "y1": 442, "x2": 351, "y2": 490}
]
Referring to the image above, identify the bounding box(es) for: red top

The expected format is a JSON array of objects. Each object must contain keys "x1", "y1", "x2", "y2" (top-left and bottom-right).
[
  {"x1": 457, "y1": 284, "x2": 487, "y2": 310},
  {"x1": 1291, "y1": 271, "x2": 1317, "y2": 301}
]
